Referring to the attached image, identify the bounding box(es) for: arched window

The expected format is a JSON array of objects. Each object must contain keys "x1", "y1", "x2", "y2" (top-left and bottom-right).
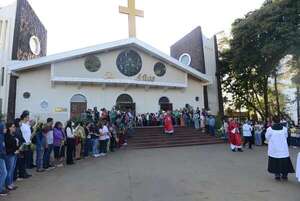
[
  {"x1": 70, "y1": 94, "x2": 87, "y2": 103},
  {"x1": 159, "y1": 97, "x2": 170, "y2": 104},
  {"x1": 116, "y1": 94, "x2": 133, "y2": 104}
]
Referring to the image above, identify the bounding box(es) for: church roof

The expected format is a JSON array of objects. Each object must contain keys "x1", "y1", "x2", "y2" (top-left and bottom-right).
[{"x1": 8, "y1": 38, "x2": 211, "y2": 83}]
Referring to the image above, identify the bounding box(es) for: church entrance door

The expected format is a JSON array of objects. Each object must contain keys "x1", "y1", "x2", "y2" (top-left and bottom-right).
[
  {"x1": 160, "y1": 103, "x2": 173, "y2": 112},
  {"x1": 159, "y1": 97, "x2": 173, "y2": 111},
  {"x1": 116, "y1": 94, "x2": 135, "y2": 113},
  {"x1": 70, "y1": 94, "x2": 87, "y2": 119}
]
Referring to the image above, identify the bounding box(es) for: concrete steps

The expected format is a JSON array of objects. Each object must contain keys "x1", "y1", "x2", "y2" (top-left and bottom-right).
[{"x1": 127, "y1": 127, "x2": 224, "y2": 149}]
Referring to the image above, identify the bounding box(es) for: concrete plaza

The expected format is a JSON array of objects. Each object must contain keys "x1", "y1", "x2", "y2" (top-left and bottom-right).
[{"x1": 6, "y1": 144, "x2": 299, "y2": 201}]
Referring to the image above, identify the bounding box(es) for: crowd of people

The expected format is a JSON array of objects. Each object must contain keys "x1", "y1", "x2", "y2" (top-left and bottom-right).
[
  {"x1": 0, "y1": 109, "x2": 136, "y2": 196},
  {"x1": 0, "y1": 106, "x2": 298, "y2": 196},
  {"x1": 85, "y1": 107, "x2": 217, "y2": 135},
  {"x1": 224, "y1": 116, "x2": 297, "y2": 181}
]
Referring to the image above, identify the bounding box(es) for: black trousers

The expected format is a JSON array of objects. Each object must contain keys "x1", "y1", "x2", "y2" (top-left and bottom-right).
[
  {"x1": 14, "y1": 155, "x2": 27, "y2": 179},
  {"x1": 110, "y1": 137, "x2": 116, "y2": 152},
  {"x1": 99, "y1": 140, "x2": 107, "y2": 154},
  {"x1": 243, "y1": 136, "x2": 253, "y2": 148},
  {"x1": 24, "y1": 148, "x2": 34, "y2": 168},
  {"x1": 66, "y1": 138, "x2": 75, "y2": 164}
]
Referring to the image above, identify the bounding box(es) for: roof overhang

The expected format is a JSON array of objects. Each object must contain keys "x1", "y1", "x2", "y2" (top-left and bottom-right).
[{"x1": 8, "y1": 38, "x2": 212, "y2": 84}]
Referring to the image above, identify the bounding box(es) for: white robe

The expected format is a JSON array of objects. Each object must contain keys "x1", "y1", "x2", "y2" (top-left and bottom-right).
[{"x1": 265, "y1": 127, "x2": 289, "y2": 158}]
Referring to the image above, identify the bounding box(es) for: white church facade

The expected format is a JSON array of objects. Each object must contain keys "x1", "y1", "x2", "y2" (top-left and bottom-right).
[
  {"x1": 1, "y1": 0, "x2": 222, "y2": 122},
  {"x1": 10, "y1": 38, "x2": 212, "y2": 121}
]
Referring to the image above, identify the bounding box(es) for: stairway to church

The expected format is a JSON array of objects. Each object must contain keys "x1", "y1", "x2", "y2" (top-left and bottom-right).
[{"x1": 127, "y1": 127, "x2": 225, "y2": 149}]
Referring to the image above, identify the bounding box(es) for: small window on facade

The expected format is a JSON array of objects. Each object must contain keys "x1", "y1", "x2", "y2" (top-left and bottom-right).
[
  {"x1": 195, "y1": 96, "x2": 199, "y2": 102},
  {"x1": 84, "y1": 55, "x2": 101, "y2": 72},
  {"x1": 23, "y1": 92, "x2": 31, "y2": 99}
]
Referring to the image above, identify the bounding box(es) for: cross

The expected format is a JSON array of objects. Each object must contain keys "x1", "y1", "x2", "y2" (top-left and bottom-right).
[{"x1": 119, "y1": 0, "x2": 144, "y2": 38}]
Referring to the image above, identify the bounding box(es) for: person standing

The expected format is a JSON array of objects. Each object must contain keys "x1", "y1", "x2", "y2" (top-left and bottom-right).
[
  {"x1": 0, "y1": 121, "x2": 8, "y2": 196},
  {"x1": 83, "y1": 123, "x2": 92, "y2": 157},
  {"x1": 254, "y1": 122, "x2": 263, "y2": 146},
  {"x1": 242, "y1": 121, "x2": 253, "y2": 149},
  {"x1": 103, "y1": 122, "x2": 110, "y2": 155},
  {"x1": 91, "y1": 123, "x2": 100, "y2": 158},
  {"x1": 53, "y1": 122, "x2": 65, "y2": 167},
  {"x1": 164, "y1": 111, "x2": 174, "y2": 135},
  {"x1": 4, "y1": 123, "x2": 18, "y2": 191},
  {"x1": 74, "y1": 122, "x2": 85, "y2": 160},
  {"x1": 228, "y1": 119, "x2": 243, "y2": 152},
  {"x1": 65, "y1": 121, "x2": 75, "y2": 165},
  {"x1": 266, "y1": 116, "x2": 295, "y2": 181},
  {"x1": 33, "y1": 123, "x2": 46, "y2": 172},
  {"x1": 20, "y1": 111, "x2": 33, "y2": 173},
  {"x1": 43, "y1": 118, "x2": 54, "y2": 170},
  {"x1": 208, "y1": 115, "x2": 216, "y2": 136},
  {"x1": 99, "y1": 124, "x2": 107, "y2": 156},
  {"x1": 13, "y1": 118, "x2": 30, "y2": 180},
  {"x1": 222, "y1": 119, "x2": 228, "y2": 139},
  {"x1": 193, "y1": 112, "x2": 200, "y2": 130}
]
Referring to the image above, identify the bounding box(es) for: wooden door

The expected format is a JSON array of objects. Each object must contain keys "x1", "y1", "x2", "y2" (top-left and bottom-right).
[
  {"x1": 70, "y1": 102, "x2": 87, "y2": 119},
  {"x1": 160, "y1": 103, "x2": 173, "y2": 111}
]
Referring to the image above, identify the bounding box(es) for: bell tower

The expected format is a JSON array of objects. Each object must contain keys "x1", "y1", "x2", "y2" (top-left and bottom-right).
[{"x1": 0, "y1": 0, "x2": 47, "y2": 121}]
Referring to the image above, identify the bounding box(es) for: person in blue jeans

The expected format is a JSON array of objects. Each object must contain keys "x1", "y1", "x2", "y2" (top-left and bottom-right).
[
  {"x1": 208, "y1": 115, "x2": 216, "y2": 136},
  {"x1": 43, "y1": 118, "x2": 54, "y2": 170},
  {"x1": 83, "y1": 123, "x2": 93, "y2": 157},
  {"x1": 34, "y1": 123, "x2": 46, "y2": 172},
  {"x1": 0, "y1": 122, "x2": 8, "y2": 196},
  {"x1": 90, "y1": 123, "x2": 100, "y2": 158},
  {"x1": 4, "y1": 123, "x2": 18, "y2": 191}
]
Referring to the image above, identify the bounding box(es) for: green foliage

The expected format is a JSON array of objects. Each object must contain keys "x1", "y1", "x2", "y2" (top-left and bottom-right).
[{"x1": 220, "y1": 0, "x2": 300, "y2": 120}]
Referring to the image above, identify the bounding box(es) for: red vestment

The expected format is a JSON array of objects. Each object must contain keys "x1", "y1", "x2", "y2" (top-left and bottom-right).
[
  {"x1": 228, "y1": 121, "x2": 242, "y2": 146},
  {"x1": 164, "y1": 115, "x2": 174, "y2": 134}
]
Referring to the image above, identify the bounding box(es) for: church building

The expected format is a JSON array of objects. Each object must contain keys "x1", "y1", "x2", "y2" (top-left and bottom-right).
[{"x1": 1, "y1": 0, "x2": 222, "y2": 122}]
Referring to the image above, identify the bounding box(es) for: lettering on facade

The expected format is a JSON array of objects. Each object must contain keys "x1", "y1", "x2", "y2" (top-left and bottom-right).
[
  {"x1": 104, "y1": 72, "x2": 114, "y2": 79},
  {"x1": 136, "y1": 74, "x2": 155, "y2": 82}
]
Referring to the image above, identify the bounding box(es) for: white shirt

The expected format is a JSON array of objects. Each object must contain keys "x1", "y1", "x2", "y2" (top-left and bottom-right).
[
  {"x1": 47, "y1": 130, "x2": 54, "y2": 144},
  {"x1": 103, "y1": 126, "x2": 110, "y2": 140},
  {"x1": 20, "y1": 122, "x2": 31, "y2": 145},
  {"x1": 66, "y1": 127, "x2": 74, "y2": 138},
  {"x1": 266, "y1": 127, "x2": 289, "y2": 158},
  {"x1": 99, "y1": 129, "x2": 106, "y2": 141},
  {"x1": 242, "y1": 124, "x2": 252, "y2": 137}
]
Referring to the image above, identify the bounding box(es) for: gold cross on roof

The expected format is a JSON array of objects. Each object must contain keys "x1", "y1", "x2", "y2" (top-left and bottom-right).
[{"x1": 119, "y1": 0, "x2": 144, "y2": 38}]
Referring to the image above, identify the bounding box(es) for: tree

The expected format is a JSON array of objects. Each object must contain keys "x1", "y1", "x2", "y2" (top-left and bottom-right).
[{"x1": 219, "y1": 0, "x2": 300, "y2": 120}]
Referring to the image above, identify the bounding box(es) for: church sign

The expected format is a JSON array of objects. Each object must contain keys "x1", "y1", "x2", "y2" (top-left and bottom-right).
[{"x1": 136, "y1": 73, "x2": 155, "y2": 82}]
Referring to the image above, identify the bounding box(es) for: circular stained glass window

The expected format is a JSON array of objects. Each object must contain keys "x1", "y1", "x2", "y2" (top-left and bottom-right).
[
  {"x1": 84, "y1": 55, "x2": 101, "y2": 72},
  {"x1": 23, "y1": 92, "x2": 31, "y2": 99},
  {"x1": 179, "y1": 53, "x2": 192, "y2": 66},
  {"x1": 154, "y1": 62, "x2": 166, "y2": 77},
  {"x1": 29, "y1": 36, "x2": 41, "y2": 56},
  {"x1": 116, "y1": 49, "x2": 142, "y2": 77}
]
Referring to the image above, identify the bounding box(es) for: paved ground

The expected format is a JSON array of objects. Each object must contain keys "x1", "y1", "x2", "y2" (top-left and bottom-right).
[{"x1": 6, "y1": 144, "x2": 300, "y2": 201}]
